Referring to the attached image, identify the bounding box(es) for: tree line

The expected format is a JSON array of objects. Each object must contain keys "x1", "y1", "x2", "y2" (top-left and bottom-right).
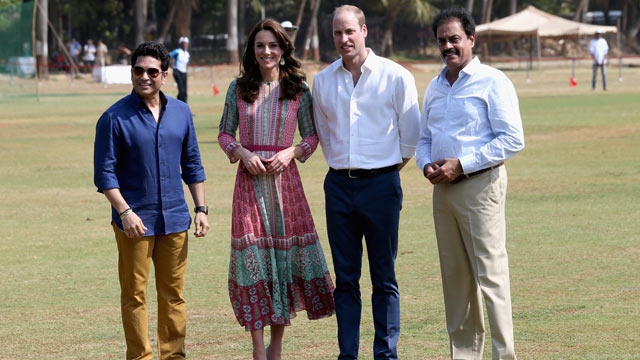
[{"x1": 8, "y1": 0, "x2": 639, "y2": 79}]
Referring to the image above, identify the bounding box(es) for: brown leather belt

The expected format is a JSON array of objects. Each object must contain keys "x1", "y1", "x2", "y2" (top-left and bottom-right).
[
  {"x1": 330, "y1": 165, "x2": 397, "y2": 179},
  {"x1": 451, "y1": 162, "x2": 504, "y2": 184}
]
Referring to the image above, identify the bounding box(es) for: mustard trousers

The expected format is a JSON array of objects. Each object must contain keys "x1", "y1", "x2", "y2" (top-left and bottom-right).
[
  {"x1": 432, "y1": 166, "x2": 516, "y2": 360},
  {"x1": 113, "y1": 224, "x2": 189, "y2": 360}
]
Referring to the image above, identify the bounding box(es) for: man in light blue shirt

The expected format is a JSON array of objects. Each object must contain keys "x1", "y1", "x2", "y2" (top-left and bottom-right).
[
  {"x1": 416, "y1": 7, "x2": 524, "y2": 360},
  {"x1": 313, "y1": 5, "x2": 420, "y2": 360}
]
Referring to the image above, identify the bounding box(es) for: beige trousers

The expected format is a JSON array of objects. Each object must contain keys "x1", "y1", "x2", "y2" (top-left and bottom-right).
[
  {"x1": 113, "y1": 224, "x2": 188, "y2": 360},
  {"x1": 432, "y1": 166, "x2": 516, "y2": 360}
]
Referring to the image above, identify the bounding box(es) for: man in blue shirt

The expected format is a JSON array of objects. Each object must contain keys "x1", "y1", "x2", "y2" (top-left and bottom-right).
[
  {"x1": 416, "y1": 7, "x2": 524, "y2": 360},
  {"x1": 94, "y1": 41, "x2": 210, "y2": 360}
]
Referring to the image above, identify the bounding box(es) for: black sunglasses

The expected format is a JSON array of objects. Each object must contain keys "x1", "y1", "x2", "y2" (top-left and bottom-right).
[{"x1": 132, "y1": 66, "x2": 162, "y2": 78}]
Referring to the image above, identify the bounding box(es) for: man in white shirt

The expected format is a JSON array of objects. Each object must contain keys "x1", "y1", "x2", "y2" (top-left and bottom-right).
[
  {"x1": 589, "y1": 29, "x2": 609, "y2": 90},
  {"x1": 169, "y1": 37, "x2": 191, "y2": 102},
  {"x1": 83, "y1": 39, "x2": 96, "y2": 73},
  {"x1": 312, "y1": 5, "x2": 420, "y2": 360},
  {"x1": 416, "y1": 7, "x2": 524, "y2": 360}
]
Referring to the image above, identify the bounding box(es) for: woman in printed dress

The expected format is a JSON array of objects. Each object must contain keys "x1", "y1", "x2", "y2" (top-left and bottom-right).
[{"x1": 218, "y1": 18, "x2": 335, "y2": 360}]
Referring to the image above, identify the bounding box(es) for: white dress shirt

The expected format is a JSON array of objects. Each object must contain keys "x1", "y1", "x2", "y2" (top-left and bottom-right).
[
  {"x1": 416, "y1": 57, "x2": 525, "y2": 174},
  {"x1": 312, "y1": 50, "x2": 421, "y2": 170},
  {"x1": 589, "y1": 37, "x2": 609, "y2": 65}
]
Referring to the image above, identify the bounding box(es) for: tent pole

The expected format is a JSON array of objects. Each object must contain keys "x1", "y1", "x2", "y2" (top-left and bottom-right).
[
  {"x1": 617, "y1": 18, "x2": 622, "y2": 82},
  {"x1": 536, "y1": 32, "x2": 541, "y2": 70},
  {"x1": 527, "y1": 35, "x2": 531, "y2": 82}
]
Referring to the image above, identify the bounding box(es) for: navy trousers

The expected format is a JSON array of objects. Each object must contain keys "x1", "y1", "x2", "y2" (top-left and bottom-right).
[
  {"x1": 324, "y1": 169, "x2": 402, "y2": 360},
  {"x1": 173, "y1": 69, "x2": 188, "y2": 103}
]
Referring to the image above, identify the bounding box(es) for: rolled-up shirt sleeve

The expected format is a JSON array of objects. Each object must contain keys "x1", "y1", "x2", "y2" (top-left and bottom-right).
[{"x1": 94, "y1": 111, "x2": 120, "y2": 193}]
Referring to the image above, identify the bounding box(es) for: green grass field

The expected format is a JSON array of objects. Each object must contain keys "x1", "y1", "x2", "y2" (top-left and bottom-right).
[{"x1": 0, "y1": 62, "x2": 638, "y2": 359}]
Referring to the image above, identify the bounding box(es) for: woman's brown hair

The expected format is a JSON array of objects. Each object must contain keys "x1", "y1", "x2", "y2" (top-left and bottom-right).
[{"x1": 237, "y1": 18, "x2": 306, "y2": 102}]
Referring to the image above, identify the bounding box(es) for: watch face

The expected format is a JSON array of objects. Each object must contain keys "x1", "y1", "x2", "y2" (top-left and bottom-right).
[{"x1": 195, "y1": 206, "x2": 208, "y2": 215}]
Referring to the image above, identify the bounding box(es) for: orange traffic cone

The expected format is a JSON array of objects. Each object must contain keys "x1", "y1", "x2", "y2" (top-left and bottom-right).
[
  {"x1": 213, "y1": 84, "x2": 220, "y2": 96},
  {"x1": 569, "y1": 76, "x2": 577, "y2": 87}
]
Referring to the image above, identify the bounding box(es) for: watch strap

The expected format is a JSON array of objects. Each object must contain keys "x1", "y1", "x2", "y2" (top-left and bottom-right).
[{"x1": 194, "y1": 205, "x2": 208, "y2": 215}]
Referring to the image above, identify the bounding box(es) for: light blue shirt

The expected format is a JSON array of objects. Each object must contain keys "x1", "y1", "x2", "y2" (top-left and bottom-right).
[
  {"x1": 416, "y1": 57, "x2": 525, "y2": 174},
  {"x1": 169, "y1": 48, "x2": 190, "y2": 73}
]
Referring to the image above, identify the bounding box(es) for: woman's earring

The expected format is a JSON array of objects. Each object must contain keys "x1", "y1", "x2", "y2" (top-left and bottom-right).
[{"x1": 280, "y1": 57, "x2": 285, "y2": 66}]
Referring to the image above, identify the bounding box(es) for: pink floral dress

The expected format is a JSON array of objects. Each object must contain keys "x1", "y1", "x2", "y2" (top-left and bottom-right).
[{"x1": 218, "y1": 79, "x2": 335, "y2": 331}]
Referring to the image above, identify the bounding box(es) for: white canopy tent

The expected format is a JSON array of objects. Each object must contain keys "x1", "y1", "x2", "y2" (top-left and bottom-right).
[
  {"x1": 475, "y1": 5, "x2": 618, "y2": 76},
  {"x1": 476, "y1": 5, "x2": 617, "y2": 39}
]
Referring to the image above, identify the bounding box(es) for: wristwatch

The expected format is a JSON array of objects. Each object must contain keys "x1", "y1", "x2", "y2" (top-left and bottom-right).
[{"x1": 194, "y1": 205, "x2": 208, "y2": 215}]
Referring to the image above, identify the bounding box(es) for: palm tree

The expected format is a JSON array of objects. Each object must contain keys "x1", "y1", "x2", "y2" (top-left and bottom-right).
[
  {"x1": 135, "y1": 0, "x2": 147, "y2": 46},
  {"x1": 158, "y1": 0, "x2": 198, "y2": 41},
  {"x1": 291, "y1": 0, "x2": 308, "y2": 43},
  {"x1": 36, "y1": 0, "x2": 49, "y2": 79},
  {"x1": 301, "y1": 0, "x2": 321, "y2": 61},
  {"x1": 481, "y1": 0, "x2": 494, "y2": 23},
  {"x1": 573, "y1": 0, "x2": 589, "y2": 21},
  {"x1": 622, "y1": 0, "x2": 640, "y2": 52},
  {"x1": 174, "y1": 0, "x2": 198, "y2": 40},
  {"x1": 226, "y1": 0, "x2": 240, "y2": 63},
  {"x1": 378, "y1": 0, "x2": 434, "y2": 57}
]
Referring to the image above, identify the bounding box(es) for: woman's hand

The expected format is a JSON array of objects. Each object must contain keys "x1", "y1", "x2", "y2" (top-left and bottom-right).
[
  {"x1": 237, "y1": 147, "x2": 268, "y2": 175},
  {"x1": 264, "y1": 147, "x2": 298, "y2": 174}
]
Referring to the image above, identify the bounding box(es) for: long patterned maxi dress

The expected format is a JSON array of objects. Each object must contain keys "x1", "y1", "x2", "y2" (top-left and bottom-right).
[{"x1": 218, "y1": 80, "x2": 336, "y2": 331}]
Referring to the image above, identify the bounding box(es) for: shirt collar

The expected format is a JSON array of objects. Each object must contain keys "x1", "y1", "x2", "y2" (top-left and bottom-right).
[
  {"x1": 461, "y1": 56, "x2": 481, "y2": 76},
  {"x1": 360, "y1": 48, "x2": 377, "y2": 72},
  {"x1": 336, "y1": 48, "x2": 377, "y2": 74},
  {"x1": 438, "y1": 56, "x2": 481, "y2": 84},
  {"x1": 129, "y1": 89, "x2": 168, "y2": 108}
]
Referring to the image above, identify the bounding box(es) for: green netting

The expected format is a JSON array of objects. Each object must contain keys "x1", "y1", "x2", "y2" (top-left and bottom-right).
[{"x1": 0, "y1": 1, "x2": 35, "y2": 76}]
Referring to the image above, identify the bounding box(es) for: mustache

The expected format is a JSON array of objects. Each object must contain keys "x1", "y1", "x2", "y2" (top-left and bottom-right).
[{"x1": 442, "y1": 49, "x2": 457, "y2": 56}]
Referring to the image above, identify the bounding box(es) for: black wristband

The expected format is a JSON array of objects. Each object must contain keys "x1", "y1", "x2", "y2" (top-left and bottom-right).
[{"x1": 194, "y1": 205, "x2": 208, "y2": 215}]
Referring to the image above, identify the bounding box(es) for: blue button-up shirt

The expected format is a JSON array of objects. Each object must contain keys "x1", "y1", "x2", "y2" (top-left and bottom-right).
[{"x1": 94, "y1": 90, "x2": 206, "y2": 235}]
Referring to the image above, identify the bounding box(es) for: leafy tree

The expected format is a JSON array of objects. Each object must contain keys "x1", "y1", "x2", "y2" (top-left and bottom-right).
[
  {"x1": 371, "y1": 0, "x2": 435, "y2": 57},
  {"x1": 0, "y1": 0, "x2": 24, "y2": 32}
]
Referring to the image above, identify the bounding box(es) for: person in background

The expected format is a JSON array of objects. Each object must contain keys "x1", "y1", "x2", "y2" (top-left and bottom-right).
[
  {"x1": 416, "y1": 7, "x2": 524, "y2": 360},
  {"x1": 280, "y1": 20, "x2": 298, "y2": 39},
  {"x1": 218, "y1": 18, "x2": 336, "y2": 360},
  {"x1": 169, "y1": 37, "x2": 190, "y2": 102},
  {"x1": 589, "y1": 29, "x2": 609, "y2": 90},
  {"x1": 94, "y1": 41, "x2": 210, "y2": 360},
  {"x1": 93, "y1": 39, "x2": 109, "y2": 82},
  {"x1": 66, "y1": 37, "x2": 81, "y2": 75},
  {"x1": 312, "y1": 5, "x2": 421, "y2": 360},
  {"x1": 117, "y1": 43, "x2": 132, "y2": 65},
  {"x1": 83, "y1": 39, "x2": 96, "y2": 73}
]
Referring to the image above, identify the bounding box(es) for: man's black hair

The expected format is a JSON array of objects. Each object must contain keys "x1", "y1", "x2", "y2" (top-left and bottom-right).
[
  {"x1": 432, "y1": 7, "x2": 476, "y2": 38},
  {"x1": 131, "y1": 42, "x2": 170, "y2": 71}
]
